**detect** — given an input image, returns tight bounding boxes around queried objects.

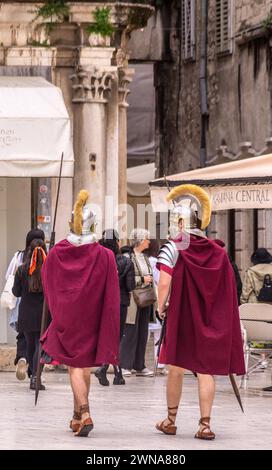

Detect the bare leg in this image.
[197,373,215,434]
[70,369,91,412]
[68,367,91,422]
[83,367,91,396]
[156,365,184,432]
[166,366,184,420]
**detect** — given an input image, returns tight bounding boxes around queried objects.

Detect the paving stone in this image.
[0,370,271,450]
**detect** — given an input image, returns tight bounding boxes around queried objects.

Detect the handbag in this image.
[0,253,19,310]
[257,274,272,303]
[132,254,157,308]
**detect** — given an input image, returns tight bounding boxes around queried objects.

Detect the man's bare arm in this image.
[158,269,172,318]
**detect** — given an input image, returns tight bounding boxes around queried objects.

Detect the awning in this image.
[127,163,155,197]
[150,153,272,211]
[0,77,74,177]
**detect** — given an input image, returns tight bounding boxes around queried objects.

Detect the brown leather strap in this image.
[168,406,178,424]
[199,417,212,433]
[199,416,210,425]
[79,404,90,415]
[73,411,81,420]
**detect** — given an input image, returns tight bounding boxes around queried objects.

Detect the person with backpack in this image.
[241,248,272,372]
[12,238,47,390]
[241,248,272,304]
[95,229,136,386]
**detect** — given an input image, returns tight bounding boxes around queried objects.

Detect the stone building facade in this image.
[0,1,155,350]
[152,0,272,276]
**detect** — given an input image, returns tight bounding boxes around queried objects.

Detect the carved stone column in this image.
[118,67,134,237]
[70,62,114,233]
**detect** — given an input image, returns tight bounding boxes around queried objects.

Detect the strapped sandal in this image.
[194,417,215,440]
[156,406,178,435]
[69,410,81,433]
[75,404,94,438]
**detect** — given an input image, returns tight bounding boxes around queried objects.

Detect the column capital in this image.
[70,67,114,104]
[118,67,134,108]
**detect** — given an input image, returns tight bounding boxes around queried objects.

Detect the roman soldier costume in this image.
[157,184,245,376]
[40,190,120,369]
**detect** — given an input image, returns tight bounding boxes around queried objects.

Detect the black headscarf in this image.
[251,248,272,265]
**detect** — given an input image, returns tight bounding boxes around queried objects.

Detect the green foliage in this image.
[28,38,49,47]
[262,9,272,31]
[34,0,70,23]
[86,7,115,38]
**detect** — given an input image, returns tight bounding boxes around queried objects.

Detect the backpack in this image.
[257,274,272,302]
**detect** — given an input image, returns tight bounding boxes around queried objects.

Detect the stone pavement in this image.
[0,370,271,450]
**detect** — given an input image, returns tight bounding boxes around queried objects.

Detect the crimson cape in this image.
[160,235,245,375]
[41,240,120,368]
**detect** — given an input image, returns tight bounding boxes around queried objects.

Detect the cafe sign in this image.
[150,184,272,212]
[206,184,272,210]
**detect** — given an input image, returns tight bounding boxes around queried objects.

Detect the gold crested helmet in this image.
[68,190,97,245]
[167,184,212,238]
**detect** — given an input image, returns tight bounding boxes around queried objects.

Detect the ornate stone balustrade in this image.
[0,2,155,48]
[207,138,272,165]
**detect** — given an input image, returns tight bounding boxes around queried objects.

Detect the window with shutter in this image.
[181,0,196,61]
[216,0,232,54]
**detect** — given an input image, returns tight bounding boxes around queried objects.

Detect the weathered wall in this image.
[151,0,272,276]
[236,0,271,28]
[154,0,272,173]
[207,0,272,157]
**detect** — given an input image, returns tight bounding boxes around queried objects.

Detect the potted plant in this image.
[86,7,116,47]
[32,0,70,44]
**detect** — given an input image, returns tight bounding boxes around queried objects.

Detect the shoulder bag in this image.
[132,254,157,308]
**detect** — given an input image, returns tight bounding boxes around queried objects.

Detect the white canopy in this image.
[150,153,272,211]
[127,163,155,196]
[0,77,74,177]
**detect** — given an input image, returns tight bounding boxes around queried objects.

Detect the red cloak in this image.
[160,235,245,375]
[41,240,120,368]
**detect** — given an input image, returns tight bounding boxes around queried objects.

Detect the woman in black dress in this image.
[12,238,47,390]
[95,229,136,386]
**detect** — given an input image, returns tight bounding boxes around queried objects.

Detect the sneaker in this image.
[260,361,268,370]
[122,369,132,377]
[135,368,154,377]
[157,367,168,375]
[16,358,27,381]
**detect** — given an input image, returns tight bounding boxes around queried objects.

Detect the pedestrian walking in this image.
[40,190,120,437]
[120,229,156,378]
[5,228,45,381]
[12,238,47,390]
[95,229,136,386]
[156,184,245,439]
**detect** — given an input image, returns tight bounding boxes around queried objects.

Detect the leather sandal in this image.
[156,406,178,435]
[194,417,215,440]
[75,404,94,437]
[69,411,81,433]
